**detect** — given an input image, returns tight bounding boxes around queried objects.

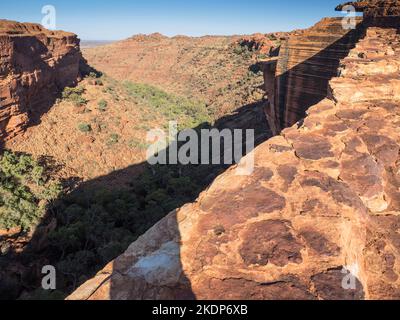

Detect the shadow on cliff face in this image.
[0,99,270,299]
[26,55,100,132]
[272,21,368,131]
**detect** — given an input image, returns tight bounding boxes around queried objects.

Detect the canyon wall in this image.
[264,0,400,134]
[68,19,400,300]
[263,17,365,133]
[0,20,82,141]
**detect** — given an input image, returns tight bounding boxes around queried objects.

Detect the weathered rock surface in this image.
[239,33,286,55]
[337,0,400,27]
[68,26,400,300]
[0,20,82,141]
[337,1,400,18]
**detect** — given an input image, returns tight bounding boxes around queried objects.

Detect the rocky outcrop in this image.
[0,20,82,141]
[68,25,400,300]
[238,33,286,55]
[337,1,400,18]
[337,1,400,27]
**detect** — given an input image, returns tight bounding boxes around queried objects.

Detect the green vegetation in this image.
[77,123,92,133]
[1,132,226,298]
[101,76,120,101]
[128,139,149,150]
[107,133,120,146]
[123,82,211,129]
[233,41,254,59]
[97,99,108,112]
[0,151,62,231]
[62,86,88,107]
[257,53,269,60]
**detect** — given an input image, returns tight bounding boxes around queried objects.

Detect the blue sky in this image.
[1,0,350,40]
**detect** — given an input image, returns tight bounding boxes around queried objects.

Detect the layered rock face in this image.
[69,26,400,300]
[0,20,82,141]
[263,18,365,133]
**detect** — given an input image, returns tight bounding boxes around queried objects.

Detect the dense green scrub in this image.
[123,81,211,129]
[0,151,62,231]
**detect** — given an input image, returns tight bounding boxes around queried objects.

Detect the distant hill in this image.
[80,40,116,49]
[82,33,283,119]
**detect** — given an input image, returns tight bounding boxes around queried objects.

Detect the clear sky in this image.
[0,0,350,40]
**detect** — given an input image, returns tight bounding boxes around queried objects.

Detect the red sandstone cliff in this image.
[262,17,365,133]
[0,20,82,141]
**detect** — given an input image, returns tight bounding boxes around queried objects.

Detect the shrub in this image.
[103,84,119,101]
[232,41,253,59]
[233,45,246,55]
[257,53,269,60]
[128,139,149,150]
[78,123,92,133]
[107,133,120,146]
[97,99,108,112]
[62,87,88,107]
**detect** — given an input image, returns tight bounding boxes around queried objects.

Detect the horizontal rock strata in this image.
[264,17,364,133]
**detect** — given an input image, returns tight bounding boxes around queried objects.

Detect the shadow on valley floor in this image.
[0,99,270,300]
